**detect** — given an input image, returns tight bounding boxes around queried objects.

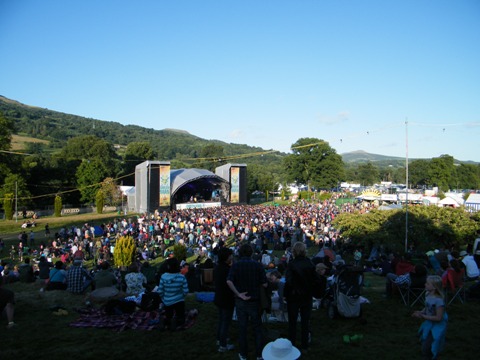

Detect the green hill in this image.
[0,95,284,166]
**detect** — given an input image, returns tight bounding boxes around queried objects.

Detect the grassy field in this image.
[2,271,477,359]
[1,213,478,360]
[0,211,123,241]
[10,134,50,151]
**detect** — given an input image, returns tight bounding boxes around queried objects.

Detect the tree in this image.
[0,113,14,152]
[99,177,122,206]
[333,206,478,253]
[356,162,379,186]
[76,159,111,204]
[0,173,32,209]
[122,142,157,185]
[408,160,430,187]
[283,138,344,190]
[428,155,455,191]
[61,135,117,164]
[455,164,480,190]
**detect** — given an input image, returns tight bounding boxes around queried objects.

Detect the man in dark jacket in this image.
[214,247,235,353]
[284,241,316,354]
[227,243,268,360]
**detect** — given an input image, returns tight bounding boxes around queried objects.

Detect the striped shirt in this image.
[158,273,189,306]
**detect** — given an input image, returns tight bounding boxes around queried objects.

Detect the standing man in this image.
[29,230,35,247]
[214,247,235,353]
[0,272,16,328]
[227,243,267,360]
[284,242,316,355]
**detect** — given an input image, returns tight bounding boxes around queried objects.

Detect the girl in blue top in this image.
[412,275,448,360]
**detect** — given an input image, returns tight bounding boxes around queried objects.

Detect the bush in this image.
[54,195,62,217]
[96,190,105,214]
[173,243,187,261]
[3,193,13,220]
[114,235,137,268]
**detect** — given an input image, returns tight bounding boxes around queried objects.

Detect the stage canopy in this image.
[170,168,230,205]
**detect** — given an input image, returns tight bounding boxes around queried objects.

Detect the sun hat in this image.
[262,338,300,360]
[459,250,468,257]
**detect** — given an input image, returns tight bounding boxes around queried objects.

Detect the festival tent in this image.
[378,204,402,211]
[438,196,461,208]
[422,196,440,206]
[465,193,480,212]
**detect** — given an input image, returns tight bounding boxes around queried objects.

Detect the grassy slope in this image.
[1,213,478,359]
[10,134,50,151]
[2,272,477,360]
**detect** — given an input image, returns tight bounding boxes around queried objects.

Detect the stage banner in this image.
[159,165,171,207]
[231,166,240,203]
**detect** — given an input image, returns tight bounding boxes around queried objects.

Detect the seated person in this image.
[125,263,147,296]
[442,259,464,291]
[46,261,67,291]
[90,261,121,302]
[372,254,393,276]
[394,254,415,275]
[18,257,35,283]
[386,264,427,296]
[66,259,92,294]
[38,256,53,281]
[93,261,118,290]
[460,250,480,281]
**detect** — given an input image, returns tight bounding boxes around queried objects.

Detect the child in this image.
[157,257,189,331]
[412,275,448,360]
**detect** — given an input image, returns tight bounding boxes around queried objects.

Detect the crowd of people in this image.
[2,196,480,360]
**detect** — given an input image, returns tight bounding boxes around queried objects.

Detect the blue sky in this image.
[1,0,479,161]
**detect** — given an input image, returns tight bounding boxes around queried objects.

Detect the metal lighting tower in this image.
[405,120,409,253]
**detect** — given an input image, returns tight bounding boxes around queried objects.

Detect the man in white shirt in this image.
[460,250,480,281]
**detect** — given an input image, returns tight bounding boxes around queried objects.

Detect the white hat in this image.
[459,250,468,257]
[262,338,300,360]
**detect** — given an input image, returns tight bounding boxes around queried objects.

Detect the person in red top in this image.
[73,245,85,260]
[395,254,415,275]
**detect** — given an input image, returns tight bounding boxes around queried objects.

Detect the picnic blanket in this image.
[70,307,198,332]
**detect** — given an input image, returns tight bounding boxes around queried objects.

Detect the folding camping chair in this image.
[444,268,466,305]
[397,283,425,307]
[395,271,426,307]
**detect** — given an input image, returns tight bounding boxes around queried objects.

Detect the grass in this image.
[1,213,478,360]
[0,211,123,240]
[11,134,50,151]
[2,272,478,360]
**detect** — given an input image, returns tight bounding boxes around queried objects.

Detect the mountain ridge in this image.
[1,95,476,165]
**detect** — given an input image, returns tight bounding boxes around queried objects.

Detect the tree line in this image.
[1,100,479,213]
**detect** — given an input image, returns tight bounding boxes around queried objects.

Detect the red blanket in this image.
[70,308,197,332]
